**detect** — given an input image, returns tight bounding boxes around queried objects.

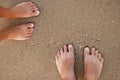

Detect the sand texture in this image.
[0,0,120,80]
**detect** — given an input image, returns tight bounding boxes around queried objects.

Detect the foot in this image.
[3,23,35,40]
[55,44,76,80]
[84,47,104,80]
[10,2,40,18]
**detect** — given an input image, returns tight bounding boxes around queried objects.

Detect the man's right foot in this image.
[84,47,104,80]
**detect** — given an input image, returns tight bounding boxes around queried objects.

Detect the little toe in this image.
[28,2,34,6]
[25,36,30,39]
[56,51,60,59]
[100,57,104,63]
[57,50,61,59]
[55,55,59,62]
[68,44,74,54]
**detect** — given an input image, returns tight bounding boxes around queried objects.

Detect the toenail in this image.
[29,23,34,27]
[35,10,40,15]
[68,44,73,48]
[85,47,89,51]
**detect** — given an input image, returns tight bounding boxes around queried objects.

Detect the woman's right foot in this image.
[84,47,104,80]
[9,2,40,18]
[0,23,35,41]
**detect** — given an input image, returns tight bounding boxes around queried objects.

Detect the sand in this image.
[0,0,120,80]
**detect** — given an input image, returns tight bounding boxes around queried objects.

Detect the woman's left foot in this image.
[10,2,40,18]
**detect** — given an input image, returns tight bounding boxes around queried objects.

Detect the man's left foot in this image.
[55,44,76,80]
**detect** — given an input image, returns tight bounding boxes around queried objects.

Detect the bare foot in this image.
[10,2,40,18]
[55,44,76,80]
[84,47,104,80]
[0,23,35,41]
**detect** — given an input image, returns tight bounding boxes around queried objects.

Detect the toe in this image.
[28,29,34,33]
[84,47,90,56]
[91,47,95,55]
[96,51,99,58]
[100,57,104,63]
[25,34,32,38]
[28,2,34,6]
[32,10,40,16]
[68,44,74,54]
[98,53,101,59]
[28,33,33,36]
[55,51,59,60]
[57,50,61,58]
[63,45,67,53]
[27,23,34,27]
[95,50,99,57]
[55,55,59,61]
[55,51,61,62]
[32,6,38,10]
[24,37,30,40]
[27,24,34,29]
[60,48,64,55]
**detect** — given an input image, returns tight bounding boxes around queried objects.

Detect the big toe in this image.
[84,47,90,56]
[32,10,40,16]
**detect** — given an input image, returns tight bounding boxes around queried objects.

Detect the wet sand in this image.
[0,0,120,80]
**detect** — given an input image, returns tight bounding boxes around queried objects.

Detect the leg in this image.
[0,23,35,41]
[55,44,76,80]
[83,47,104,80]
[0,2,40,18]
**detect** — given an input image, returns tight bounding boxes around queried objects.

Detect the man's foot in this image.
[84,47,104,80]
[10,2,40,18]
[55,44,76,80]
[1,23,35,40]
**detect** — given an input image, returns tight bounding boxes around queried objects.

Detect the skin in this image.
[0,2,40,41]
[0,2,40,18]
[55,44,104,80]
[83,47,104,80]
[55,44,76,80]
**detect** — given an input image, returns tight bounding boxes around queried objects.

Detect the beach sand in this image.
[0,0,120,80]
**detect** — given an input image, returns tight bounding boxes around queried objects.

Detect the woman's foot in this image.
[0,23,35,41]
[9,2,40,18]
[84,47,104,80]
[55,44,76,80]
